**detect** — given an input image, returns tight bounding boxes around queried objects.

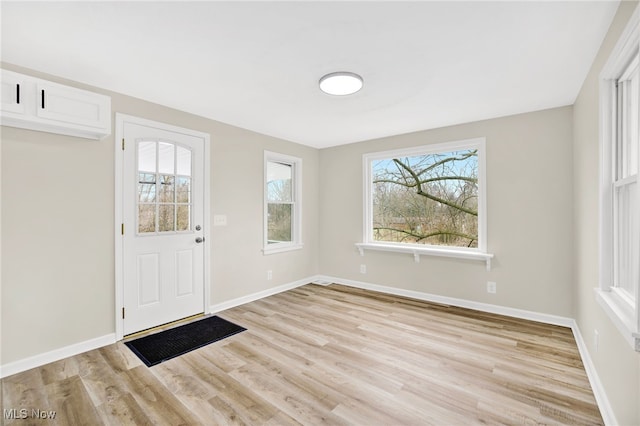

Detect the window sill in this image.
[263,243,304,255]
[595,288,640,351]
[355,242,494,271]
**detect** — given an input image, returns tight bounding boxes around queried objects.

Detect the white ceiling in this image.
[1,1,620,148]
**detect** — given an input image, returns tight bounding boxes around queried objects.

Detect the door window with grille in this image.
[137,141,192,234]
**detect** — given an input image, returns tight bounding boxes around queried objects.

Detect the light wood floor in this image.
[2,284,603,425]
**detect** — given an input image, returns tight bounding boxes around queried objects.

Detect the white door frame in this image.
[114,113,211,340]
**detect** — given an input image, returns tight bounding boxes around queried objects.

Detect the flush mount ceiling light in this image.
[319,72,363,96]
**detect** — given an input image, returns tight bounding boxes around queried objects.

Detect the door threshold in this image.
[123,313,205,341]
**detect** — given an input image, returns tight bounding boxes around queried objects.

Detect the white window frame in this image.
[596,5,640,351]
[357,137,493,270]
[263,151,303,255]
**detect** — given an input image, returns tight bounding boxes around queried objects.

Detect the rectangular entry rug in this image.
[125,316,246,367]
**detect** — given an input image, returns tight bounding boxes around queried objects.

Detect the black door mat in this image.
[125,315,246,367]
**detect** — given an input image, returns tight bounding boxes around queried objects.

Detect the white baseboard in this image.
[210,275,321,313]
[0,274,616,425]
[319,275,574,327]
[0,333,116,379]
[570,321,617,426]
[319,275,617,425]
[0,276,319,379]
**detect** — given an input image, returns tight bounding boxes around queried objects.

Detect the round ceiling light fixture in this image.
[319,72,363,96]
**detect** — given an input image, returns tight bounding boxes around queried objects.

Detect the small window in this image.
[363,138,487,253]
[264,151,302,254]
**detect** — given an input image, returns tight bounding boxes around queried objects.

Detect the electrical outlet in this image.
[267,270,272,281]
[360,264,367,274]
[487,281,497,294]
[594,329,599,352]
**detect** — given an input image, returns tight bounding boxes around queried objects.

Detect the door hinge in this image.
[122,307,125,319]
[121,223,124,235]
[122,138,125,150]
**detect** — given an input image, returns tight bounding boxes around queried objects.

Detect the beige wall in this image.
[0,64,319,364]
[2,3,639,420]
[319,107,574,317]
[1,125,115,364]
[572,2,640,424]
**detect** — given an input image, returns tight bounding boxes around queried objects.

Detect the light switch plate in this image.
[213,214,227,226]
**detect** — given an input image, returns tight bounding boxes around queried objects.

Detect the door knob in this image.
[195,237,204,244]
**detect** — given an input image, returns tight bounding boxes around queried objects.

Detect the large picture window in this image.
[362,138,488,262]
[371,148,479,248]
[264,151,303,254]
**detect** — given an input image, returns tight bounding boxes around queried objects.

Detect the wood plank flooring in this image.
[2,284,603,425]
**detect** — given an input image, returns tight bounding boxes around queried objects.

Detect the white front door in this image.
[122,119,206,335]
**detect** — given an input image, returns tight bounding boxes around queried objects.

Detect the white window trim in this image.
[597,5,640,351]
[263,151,303,255]
[358,137,493,270]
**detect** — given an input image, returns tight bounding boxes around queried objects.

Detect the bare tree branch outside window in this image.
[372,149,478,248]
